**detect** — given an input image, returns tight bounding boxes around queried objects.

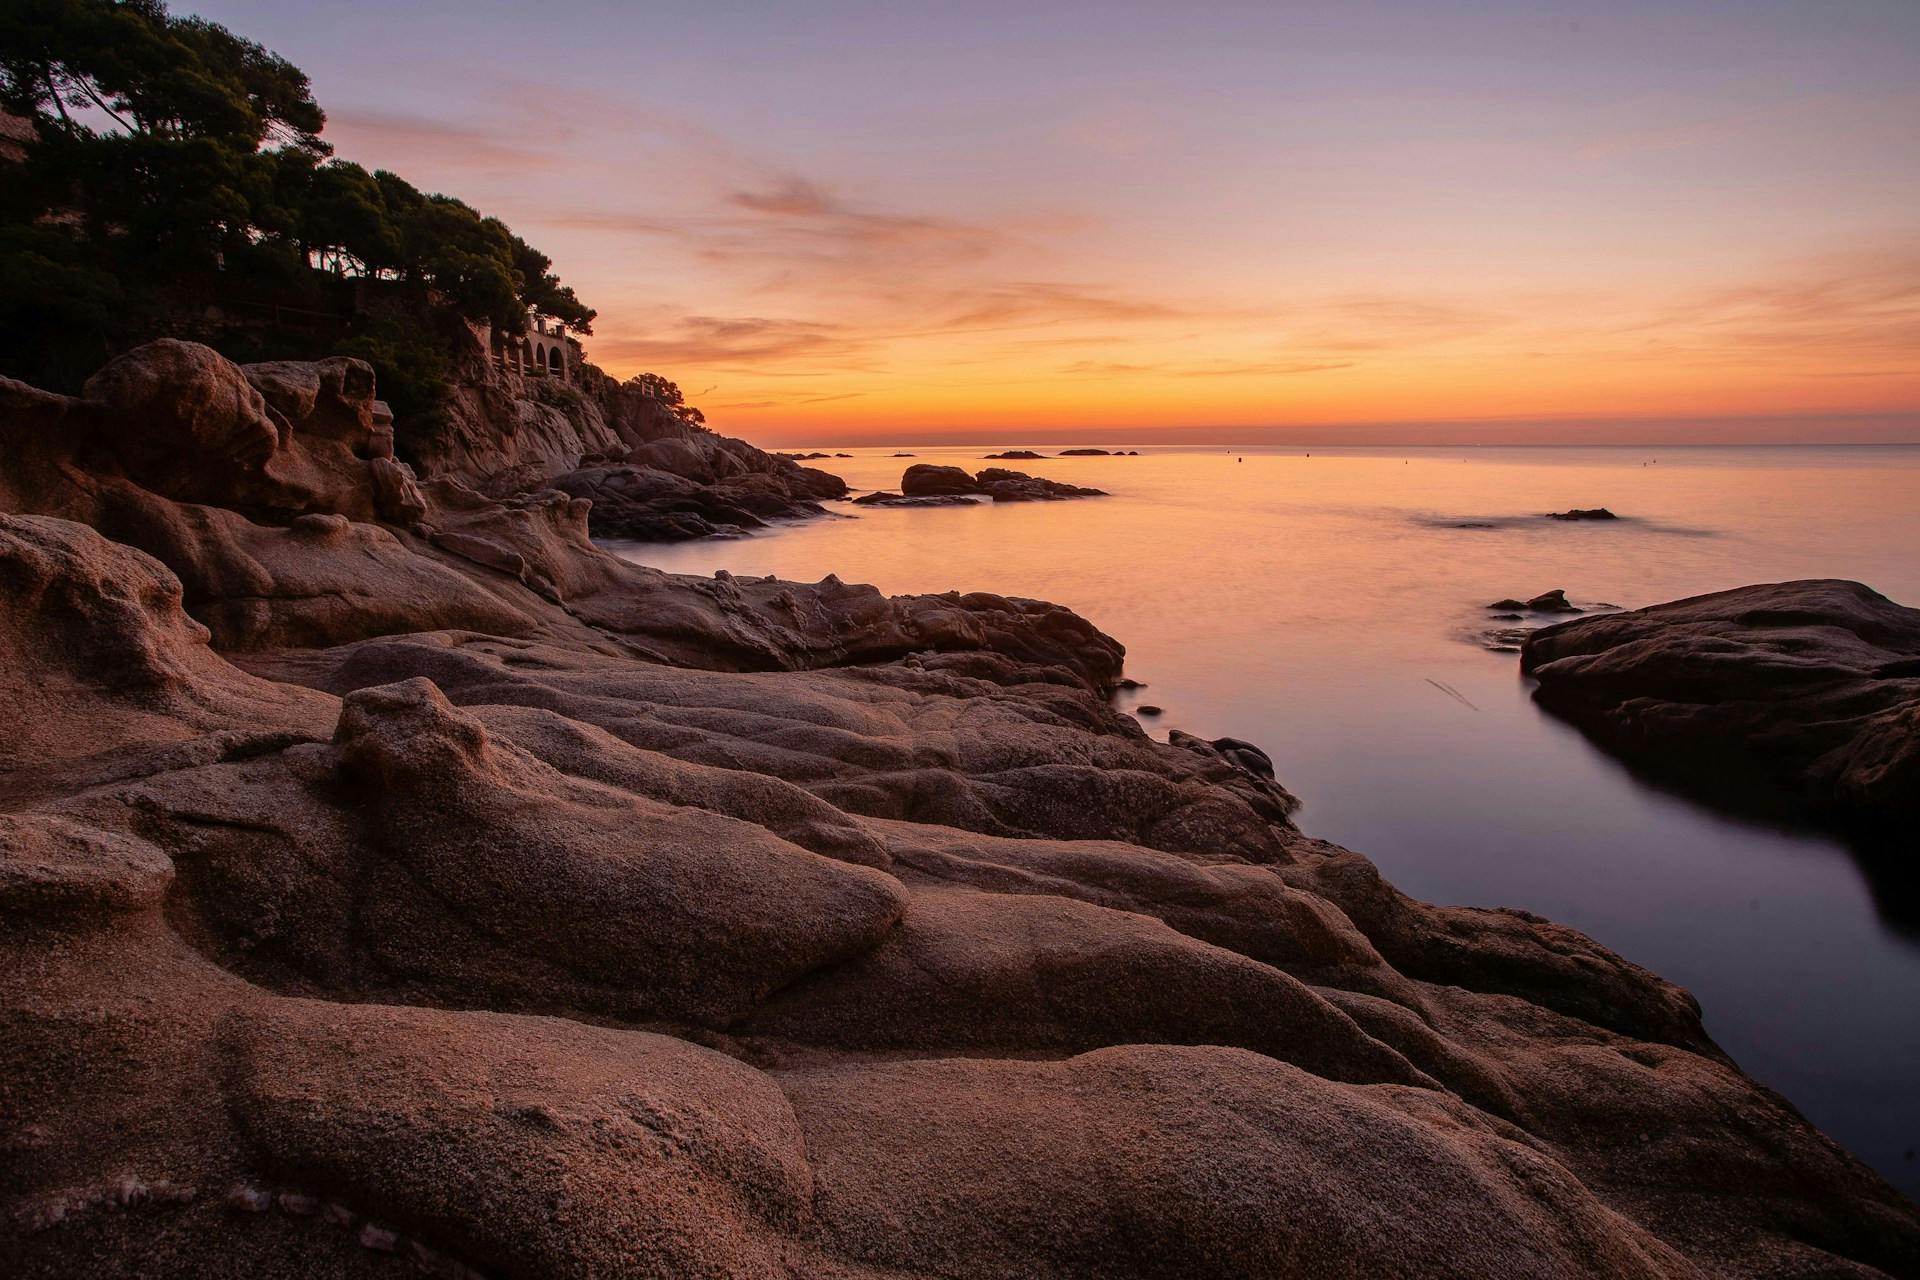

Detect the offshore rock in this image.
[1524,578,1920,817]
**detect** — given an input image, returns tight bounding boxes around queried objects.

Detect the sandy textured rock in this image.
[1523,579,1920,817]
[3,355,1918,1280]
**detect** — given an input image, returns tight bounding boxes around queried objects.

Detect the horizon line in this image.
[736,409,1920,449]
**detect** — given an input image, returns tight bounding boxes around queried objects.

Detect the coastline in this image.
[2,343,1917,1275]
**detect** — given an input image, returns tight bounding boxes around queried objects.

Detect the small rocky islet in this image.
[1,338,1917,1277]
[852,463,1109,506]
[1523,580,1920,823]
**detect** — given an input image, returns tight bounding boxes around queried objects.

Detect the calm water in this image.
[613,443,1920,1196]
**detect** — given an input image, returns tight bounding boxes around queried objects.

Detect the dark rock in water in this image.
[1488,590,1581,614]
[889,452,917,457]
[1113,677,1147,690]
[901,464,981,496]
[900,465,1105,502]
[1491,612,1524,621]
[1060,448,1112,456]
[1524,580,1920,821]
[1546,508,1619,521]
[1135,704,1163,716]
[976,467,1106,502]
[1453,521,1498,530]
[853,491,978,508]
[551,463,839,542]
[777,451,834,461]
[984,450,1048,460]
[835,453,853,458]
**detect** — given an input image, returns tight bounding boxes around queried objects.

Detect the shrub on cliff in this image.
[332,317,453,458]
[0,0,594,388]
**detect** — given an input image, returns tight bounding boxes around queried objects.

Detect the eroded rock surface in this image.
[2,349,1917,1279]
[1524,579,1920,819]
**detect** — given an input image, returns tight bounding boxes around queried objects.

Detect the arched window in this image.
[548,347,563,374]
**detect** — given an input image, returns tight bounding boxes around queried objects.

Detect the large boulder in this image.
[901,463,981,496]
[81,339,282,484]
[1522,579,1920,816]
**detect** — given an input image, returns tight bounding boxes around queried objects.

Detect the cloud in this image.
[551,175,1009,289]
[1059,358,1354,378]
[589,315,875,370]
[931,282,1192,331]
[325,109,563,173]
[1596,250,1920,369]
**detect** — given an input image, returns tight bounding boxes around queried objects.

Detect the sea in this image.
[610,442,1920,1196]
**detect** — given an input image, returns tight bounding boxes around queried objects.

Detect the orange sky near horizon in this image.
[190,1,1920,444]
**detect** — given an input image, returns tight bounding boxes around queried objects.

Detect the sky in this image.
[188,1,1920,444]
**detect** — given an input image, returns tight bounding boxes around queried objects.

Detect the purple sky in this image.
[185,1,1920,442]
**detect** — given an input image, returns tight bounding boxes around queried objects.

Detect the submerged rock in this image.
[1546,507,1619,521]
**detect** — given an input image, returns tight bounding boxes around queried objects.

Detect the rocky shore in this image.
[3,343,1918,1278]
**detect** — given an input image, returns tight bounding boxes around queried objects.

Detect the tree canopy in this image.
[0,0,596,389]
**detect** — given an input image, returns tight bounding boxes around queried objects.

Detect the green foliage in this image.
[0,222,126,389]
[332,318,451,461]
[0,0,596,388]
[625,373,707,427]
[513,235,596,333]
[0,0,326,155]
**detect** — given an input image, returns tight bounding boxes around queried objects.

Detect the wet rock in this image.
[983,450,1048,460]
[1546,508,1619,521]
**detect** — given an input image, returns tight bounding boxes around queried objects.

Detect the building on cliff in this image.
[485,311,584,381]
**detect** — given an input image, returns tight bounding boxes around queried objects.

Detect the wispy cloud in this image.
[1060,358,1354,378]
[590,316,874,370]
[326,109,564,173]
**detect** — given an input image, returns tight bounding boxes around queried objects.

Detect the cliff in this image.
[406,322,849,539]
[0,342,1915,1279]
